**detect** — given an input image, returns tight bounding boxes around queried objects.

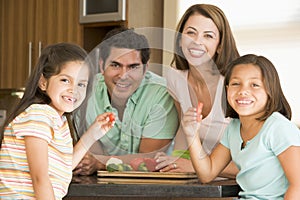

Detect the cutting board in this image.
[97,171,199,184]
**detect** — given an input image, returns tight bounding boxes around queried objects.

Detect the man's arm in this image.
[139,138,172,153]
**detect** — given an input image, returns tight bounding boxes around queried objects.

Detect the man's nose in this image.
[118,67,130,78]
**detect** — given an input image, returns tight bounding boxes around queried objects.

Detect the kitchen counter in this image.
[63,175,240,200]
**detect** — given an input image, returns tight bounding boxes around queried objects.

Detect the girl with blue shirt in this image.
[181,54,300,199]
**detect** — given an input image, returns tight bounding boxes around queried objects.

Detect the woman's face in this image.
[180,13,220,67]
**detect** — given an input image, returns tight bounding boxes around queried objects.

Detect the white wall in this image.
[163,0,300,126]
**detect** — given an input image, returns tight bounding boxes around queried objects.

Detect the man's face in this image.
[102,47,146,102]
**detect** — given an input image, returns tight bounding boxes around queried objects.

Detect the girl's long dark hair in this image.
[0,43,93,148]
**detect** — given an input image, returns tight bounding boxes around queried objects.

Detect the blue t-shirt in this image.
[221,112,300,199]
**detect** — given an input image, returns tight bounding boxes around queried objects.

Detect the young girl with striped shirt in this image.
[0,43,114,199]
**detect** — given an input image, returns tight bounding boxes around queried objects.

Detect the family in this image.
[1,3,300,200]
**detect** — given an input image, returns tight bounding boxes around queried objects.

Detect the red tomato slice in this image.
[108,113,115,122]
[197,102,203,122]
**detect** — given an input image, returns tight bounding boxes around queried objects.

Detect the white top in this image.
[165,67,230,154]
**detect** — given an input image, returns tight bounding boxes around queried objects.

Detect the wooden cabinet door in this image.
[0,0,82,89]
[34,0,82,61]
[0,0,36,88]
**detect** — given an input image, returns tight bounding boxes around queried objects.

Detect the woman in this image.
[155,4,239,178]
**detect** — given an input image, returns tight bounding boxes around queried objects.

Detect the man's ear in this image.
[99,59,104,74]
[38,75,47,91]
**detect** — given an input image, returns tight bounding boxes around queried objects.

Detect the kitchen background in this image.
[1,0,299,126]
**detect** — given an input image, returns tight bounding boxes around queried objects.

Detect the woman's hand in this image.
[154,152,195,172]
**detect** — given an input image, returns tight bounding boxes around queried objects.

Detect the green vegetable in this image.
[172,150,190,160]
[122,164,133,171]
[106,163,119,172]
[137,162,148,172]
[106,163,133,172]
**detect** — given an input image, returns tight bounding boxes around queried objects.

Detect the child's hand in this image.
[181,103,203,141]
[87,112,115,141]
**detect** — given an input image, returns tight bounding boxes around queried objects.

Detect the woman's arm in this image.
[278,146,300,199]
[25,136,55,200]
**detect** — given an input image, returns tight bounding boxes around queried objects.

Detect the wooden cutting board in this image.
[97,171,199,184]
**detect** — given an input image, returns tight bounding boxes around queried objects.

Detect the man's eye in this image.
[110,63,119,68]
[129,65,140,70]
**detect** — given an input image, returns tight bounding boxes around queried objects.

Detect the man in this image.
[73,27,179,175]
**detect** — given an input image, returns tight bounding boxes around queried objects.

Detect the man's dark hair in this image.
[99,27,150,67]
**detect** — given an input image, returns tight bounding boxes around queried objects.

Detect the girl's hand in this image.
[87,112,115,141]
[181,103,203,141]
[73,112,115,170]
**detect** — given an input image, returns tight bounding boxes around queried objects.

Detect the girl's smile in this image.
[39,61,89,116]
[227,63,268,119]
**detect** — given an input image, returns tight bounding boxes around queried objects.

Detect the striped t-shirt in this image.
[0,104,73,199]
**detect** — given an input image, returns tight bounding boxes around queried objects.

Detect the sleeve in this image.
[268,121,300,156]
[12,105,55,143]
[142,86,179,139]
[220,124,230,149]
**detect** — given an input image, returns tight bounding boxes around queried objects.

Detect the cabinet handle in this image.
[28,42,32,77]
[38,41,42,57]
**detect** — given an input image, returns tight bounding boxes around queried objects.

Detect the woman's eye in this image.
[252,83,260,87]
[204,34,213,39]
[186,31,196,36]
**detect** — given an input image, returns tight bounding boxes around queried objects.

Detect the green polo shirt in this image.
[85,71,178,155]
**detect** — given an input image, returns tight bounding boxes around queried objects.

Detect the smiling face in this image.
[227,64,268,120]
[180,13,220,67]
[101,47,146,102]
[39,61,89,115]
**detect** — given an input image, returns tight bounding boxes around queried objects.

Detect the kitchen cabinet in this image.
[0,0,163,89]
[0,0,82,88]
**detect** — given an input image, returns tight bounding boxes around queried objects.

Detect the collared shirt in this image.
[0,104,72,199]
[221,112,300,199]
[83,71,179,155]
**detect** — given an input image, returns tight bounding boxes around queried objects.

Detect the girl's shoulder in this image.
[14,104,64,126]
[265,112,297,130]
[25,104,60,117]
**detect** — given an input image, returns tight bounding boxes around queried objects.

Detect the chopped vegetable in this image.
[108,113,115,122]
[172,150,190,160]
